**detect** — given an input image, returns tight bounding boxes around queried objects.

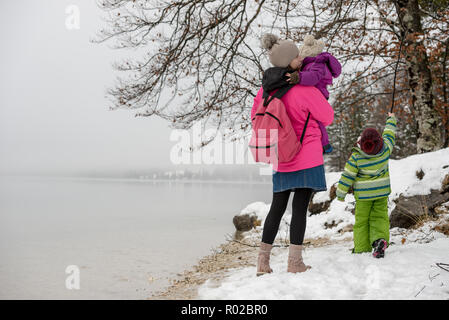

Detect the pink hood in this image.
[251,85,334,172]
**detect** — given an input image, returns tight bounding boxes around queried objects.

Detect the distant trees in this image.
[95,0,448,155]
[326,81,372,171]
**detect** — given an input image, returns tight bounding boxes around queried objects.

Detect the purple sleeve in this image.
[315,52,342,78]
[298,63,326,86]
[318,121,330,146]
[327,55,342,78]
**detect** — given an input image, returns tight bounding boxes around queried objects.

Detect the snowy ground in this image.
[198,149,449,300]
[199,237,449,300]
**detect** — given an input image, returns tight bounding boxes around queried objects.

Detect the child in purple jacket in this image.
[288,50,341,153]
[262,34,342,153]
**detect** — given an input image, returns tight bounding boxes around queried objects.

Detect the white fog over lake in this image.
[0,1,272,300]
[0,175,271,299]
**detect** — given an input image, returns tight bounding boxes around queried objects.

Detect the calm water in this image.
[0,176,271,299]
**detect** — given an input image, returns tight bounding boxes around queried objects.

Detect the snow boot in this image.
[372,238,388,258]
[287,244,311,273]
[256,242,273,276]
[323,143,333,154]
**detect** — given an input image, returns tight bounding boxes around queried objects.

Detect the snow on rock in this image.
[236,191,355,242]
[311,171,341,204]
[390,214,449,245]
[305,195,355,240]
[389,148,449,199]
[238,202,270,218]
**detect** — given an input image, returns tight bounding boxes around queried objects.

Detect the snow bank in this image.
[389,148,449,198]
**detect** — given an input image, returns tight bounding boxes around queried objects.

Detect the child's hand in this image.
[388,112,395,118]
[285,71,299,84]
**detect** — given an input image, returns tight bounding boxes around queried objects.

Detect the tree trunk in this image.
[395,0,442,153]
[442,39,449,148]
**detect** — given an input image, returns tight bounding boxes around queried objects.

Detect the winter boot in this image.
[372,238,388,258]
[256,242,273,276]
[323,143,333,154]
[287,244,311,273]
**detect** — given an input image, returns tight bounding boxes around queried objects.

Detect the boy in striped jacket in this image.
[336,113,397,258]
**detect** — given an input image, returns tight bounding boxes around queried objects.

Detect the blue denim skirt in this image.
[272,165,327,193]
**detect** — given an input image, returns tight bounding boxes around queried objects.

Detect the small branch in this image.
[414,285,426,298]
[224,233,289,248]
[436,263,449,273]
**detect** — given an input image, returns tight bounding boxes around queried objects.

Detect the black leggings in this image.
[262,188,313,245]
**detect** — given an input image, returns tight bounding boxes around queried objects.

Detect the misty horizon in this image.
[0,1,226,175]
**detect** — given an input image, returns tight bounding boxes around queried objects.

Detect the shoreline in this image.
[149,212,449,300]
[149,230,351,300]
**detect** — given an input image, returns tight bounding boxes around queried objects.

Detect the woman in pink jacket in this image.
[255,34,334,276]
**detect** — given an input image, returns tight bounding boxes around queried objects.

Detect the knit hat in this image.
[360,128,384,155]
[297,35,325,59]
[261,33,299,68]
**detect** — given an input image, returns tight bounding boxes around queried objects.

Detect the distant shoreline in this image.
[0,174,271,185]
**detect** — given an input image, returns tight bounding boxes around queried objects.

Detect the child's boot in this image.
[287,244,311,273]
[323,144,333,154]
[256,242,273,276]
[318,121,332,154]
[372,239,388,258]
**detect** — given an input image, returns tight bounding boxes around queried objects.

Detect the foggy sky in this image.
[0,0,177,174]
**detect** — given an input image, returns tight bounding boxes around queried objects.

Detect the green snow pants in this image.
[353,197,390,253]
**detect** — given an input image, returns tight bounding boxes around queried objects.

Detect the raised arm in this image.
[382,114,397,154]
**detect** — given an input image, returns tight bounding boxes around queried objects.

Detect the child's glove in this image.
[286,71,300,84]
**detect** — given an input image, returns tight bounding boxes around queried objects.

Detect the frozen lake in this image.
[0,175,271,299]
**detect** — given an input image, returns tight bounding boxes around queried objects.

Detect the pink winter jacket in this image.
[251,85,334,172]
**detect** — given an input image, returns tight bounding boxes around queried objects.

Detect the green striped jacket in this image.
[336,116,397,201]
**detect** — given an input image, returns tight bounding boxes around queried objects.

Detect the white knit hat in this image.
[297,35,325,58]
